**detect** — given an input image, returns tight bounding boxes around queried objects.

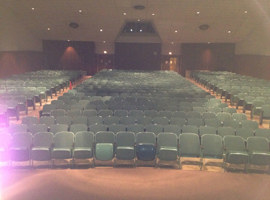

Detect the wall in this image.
[0,51,44,78]
[0,5,43,78]
[181,43,235,76]
[234,23,270,80]
[43,40,96,75]
[115,43,161,70]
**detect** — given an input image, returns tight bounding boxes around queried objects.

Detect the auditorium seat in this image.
[156,132,179,168]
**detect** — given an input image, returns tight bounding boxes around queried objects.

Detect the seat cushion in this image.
[73,148,93,159]
[136,143,156,161]
[250,151,270,165]
[10,147,30,161]
[31,147,51,161]
[116,146,135,160]
[52,148,72,159]
[158,146,178,161]
[226,151,249,164]
[0,148,9,161]
[95,143,114,161]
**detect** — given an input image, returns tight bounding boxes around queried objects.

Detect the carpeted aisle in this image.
[1,168,270,200]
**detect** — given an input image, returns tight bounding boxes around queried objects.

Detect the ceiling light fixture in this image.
[47,27,51,31]
[171,42,174,45]
[169,52,172,55]
[123,12,127,15]
[174,30,178,33]
[133,5,145,10]
[196,11,200,15]
[78,9,82,13]
[227,30,231,34]
[137,19,141,22]
[103,41,106,43]
[139,29,143,32]
[100,28,103,32]
[69,22,79,29]
[130,28,133,32]
[199,24,209,30]
[244,10,248,14]
[152,13,155,16]
[67,40,70,42]
[104,50,107,54]
[31,7,35,11]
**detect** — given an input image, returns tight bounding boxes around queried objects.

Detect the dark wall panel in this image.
[43,40,96,75]
[181,43,235,76]
[115,43,161,70]
[0,51,44,78]
[234,55,270,80]
[96,54,115,72]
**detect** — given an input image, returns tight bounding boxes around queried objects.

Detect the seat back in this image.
[236,127,254,139]
[223,135,246,152]
[116,131,135,147]
[70,124,88,134]
[157,132,178,149]
[199,126,217,136]
[179,133,200,157]
[201,134,223,158]
[33,132,53,147]
[136,132,156,145]
[11,132,32,148]
[217,126,235,137]
[255,129,270,140]
[95,131,115,143]
[74,131,94,148]
[53,131,74,149]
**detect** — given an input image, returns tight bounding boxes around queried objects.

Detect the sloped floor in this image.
[1,167,270,200]
[2,75,270,200]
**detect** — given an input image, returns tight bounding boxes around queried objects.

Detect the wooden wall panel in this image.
[0,51,44,78]
[234,55,270,80]
[43,40,96,75]
[181,43,235,76]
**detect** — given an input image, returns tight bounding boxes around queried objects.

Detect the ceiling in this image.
[1,0,269,44]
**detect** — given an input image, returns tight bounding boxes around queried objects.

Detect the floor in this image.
[1,167,270,200]
[2,75,270,200]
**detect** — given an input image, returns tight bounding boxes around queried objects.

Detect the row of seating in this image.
[4,121,270,140]
[191,71,270,125]
[1,131,269,170]
[0,70,85,124]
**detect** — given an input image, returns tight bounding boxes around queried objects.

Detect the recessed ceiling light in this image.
[47,27,51,31]
[100,28,103,32]
[123,12,127,15]
[139,29,143,32]
[227,30,231,34]
[196,11,200,15]
[103,41,106,43]
[171,42,174,45]
[244,10,248,14]
[67,40,70,42]
[104,50,107,54]
[174,30,178,33]
[31,7,35,11]
[207,42,211,44]
[152,13,155,16]
[130,28,133,32]
[78,9,82,13]
[169,52,172,55]
[137,19,141,22]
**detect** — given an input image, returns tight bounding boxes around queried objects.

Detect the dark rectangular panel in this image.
[181,43,235,76]
[115,43,161,70]
[43,40,96,75]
